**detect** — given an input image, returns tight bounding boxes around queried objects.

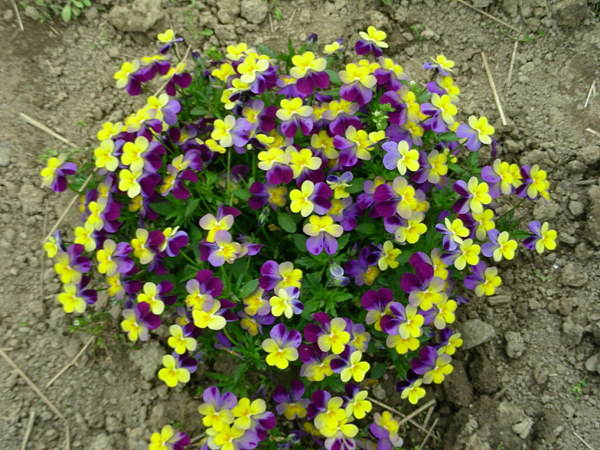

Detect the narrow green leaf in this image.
[355,223,377,235]
[200,29,214,36]
[292,234,308,253]
[239,279,259,298]
[326,69,342,86]
[185,198,200,217]
[371,363,387,379]
[232,189,252,201]
[277,213,296,233]
[257,43,277,59]
[61,4,71,22]
[438,131,460,142]
[190,106,209,116]
[150,202,177,216]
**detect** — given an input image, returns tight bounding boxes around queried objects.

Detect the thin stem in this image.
[179,250,199,267]
[226,150,232,206]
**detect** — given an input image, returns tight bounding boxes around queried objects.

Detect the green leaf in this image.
[326,69,342,86]
[292,234,308,253]
[61,4,71,22]
[72,5,80,16]
[355,223,377,235]
[257,43,277,59]
[287,38,296,58]
[438,131,460,142]
[232,189,252,201]
[277,213,296,233]
[190,106,209,116]
[447,163,466,174]
[371,363,387,379]
[337,233,350,251]
[234,363,247,383]
[200,29,214,36]
[238,279,259,298]
[185,198,200,217]
[347,178,365,194]
[82,0,91,6]
[72,0,83,8]
[150,202,177,216]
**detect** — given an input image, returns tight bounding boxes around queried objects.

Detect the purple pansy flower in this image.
[159,227,188,257]
[198,230,241,267]
[121,301,161,341]
[214,332,244,359]
[411,345,453,384]
[303,214,344,256]
[345,246,380,287]
[370,412,404,450]
[97,239,134,277]
[481,159,513,198]
[273,379,310,420]
[400,263,445,311]
[54,244,91,284]
[184,269,223,312]
[41,154,77,193]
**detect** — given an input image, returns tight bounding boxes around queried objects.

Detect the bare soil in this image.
[1,0,600,449]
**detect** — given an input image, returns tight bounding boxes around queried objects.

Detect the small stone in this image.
[3,9,14,22]
[501,0,519,17]
[560,262,588,287]
[469,352,500,394]
[568,201,584,217]
[91,433,113,450]
[443,361,474,407]
[497,401,524,428]
[488,295,511,306]
[108,47,120,58]
[217,0,240,24]
[370,383,386,400]
[420,28,435,40]
[129,341,163,381]
[562,317,584,346]
[533,199,560,221]
[472,0,492,6]
[512,417,534,438]
[458,319,496,349]
[24,6,40,20]
[106,416,124,433]
[240,0,268,24]
[585,354,599,373]
[0,142,10,166]
[552,0,588,28]
[579,145,600,165]
[108,0,165,33]
[504,331,526,358]
[85,6,98,20]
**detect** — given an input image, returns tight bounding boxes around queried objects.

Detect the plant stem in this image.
[179,250,199,267]
[226,149,232,206]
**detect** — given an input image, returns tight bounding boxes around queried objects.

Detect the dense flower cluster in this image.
[42,28,556,450]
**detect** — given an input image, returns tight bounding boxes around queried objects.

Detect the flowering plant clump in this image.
[42,28,556,450]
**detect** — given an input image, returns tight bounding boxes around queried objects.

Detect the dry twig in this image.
[43,169,97,244]
[287,9,296,28]
[506,39,519,92]
[20,410,36,450]
[455,0,521,34]
[585,80,596,108]
[268,13,274,32]
[573,432,596,450]
[481,52,507,126]
[493,384,510,400]
[422,404,434,430]
[397,399,436,427]
[154,46,192,97]
[586,128,600,139]
[367,397,440,441]
[12,0,24,31]
[20,113,79,149]
[419,418,438,450]
[46,336,95,388]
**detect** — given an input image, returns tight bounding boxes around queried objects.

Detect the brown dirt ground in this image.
[1,0,600,449]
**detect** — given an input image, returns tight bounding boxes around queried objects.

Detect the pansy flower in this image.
[516,164,550,201]
[159,226,188,257]
[410,248,449,281]
[160,152,202,200]
[149,425,190,450]
[471,209,496,241]
[456,116,495,152]
[241,100,277,133]
[237,56,273,94]
[324,38,344,55]
[146,94,181,126]
[400,263,445,311]
[185,269,223,311]
[238,311,274,337]
[383,303,424,339]
[273,379,310,420]
[369,411,403,450]
[426,74,460,102]
[347,323,371,353]
[248,181,288,210]
[299,344,335,382]
[96,239,134,277]
[192,299,235,330]
[131,228,164,265]
[326,172,353,199]
[290,51,329,95]
[261,323,302,370]
[106,272,141,301]
[523,221,556,254]
[334,126,377,168]
[120,301,160,342]
[259,260,303,292]
[435,217,470,251]
[121,135,165,173]
[44,231,63,258]
[207,425,258,450]
[421,94,457,133]
[345,246,380,287]
[94,139,120,172]
[423,55,454,76]
[421,297,457,329]
[114,60,146,96]
[464,261,501,297]
[307,390,346,431]
[304,313,350,355]
[97,121,124,141]
[198,386,237,431]
[290,180,332,217]
[436,328,463,356]
[373,176,417,219]
[141,54,171,81]
[374,57,407,91]
[257,147,293,185]
[232,397,276,435]
[355,26,388,57]
[411,346,453,384]
[157,29,183,53]
[441,238,481,270]
[382,140,420,176]
[40,154,77,193]
[343,383,372,420]
[310,129,338,160]
[329,263,350,287]
[330,347,370,382]
[162,62,192,96]
[198,230,242,267]
[137,281,175,315]
[303,215,344,255]
[412,149,448,186]
[242,287,271,316]
[322,99,361,136]
[167,324,198,355]
[276,97,314,138]
[481,159,513,198]
[326,197,360,232]
[211,115,251,149]
[452,177,491,215]
[57,277,97,314]
[396,371,426,405]
[482,229,517,261]
[54,244,91,284]
[270,287,303,319]
[357,176,386,213]
[381,87,421,127]
[158,352,197,387]
[339,63,377,106]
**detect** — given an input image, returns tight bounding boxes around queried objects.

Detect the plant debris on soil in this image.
[1,0,600,449]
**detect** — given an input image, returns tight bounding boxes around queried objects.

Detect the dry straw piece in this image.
[46,336,95,388]
[455,0,521,34]
[481,52,507,126]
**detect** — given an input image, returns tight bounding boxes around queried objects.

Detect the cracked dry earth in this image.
[1,0,600,449]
